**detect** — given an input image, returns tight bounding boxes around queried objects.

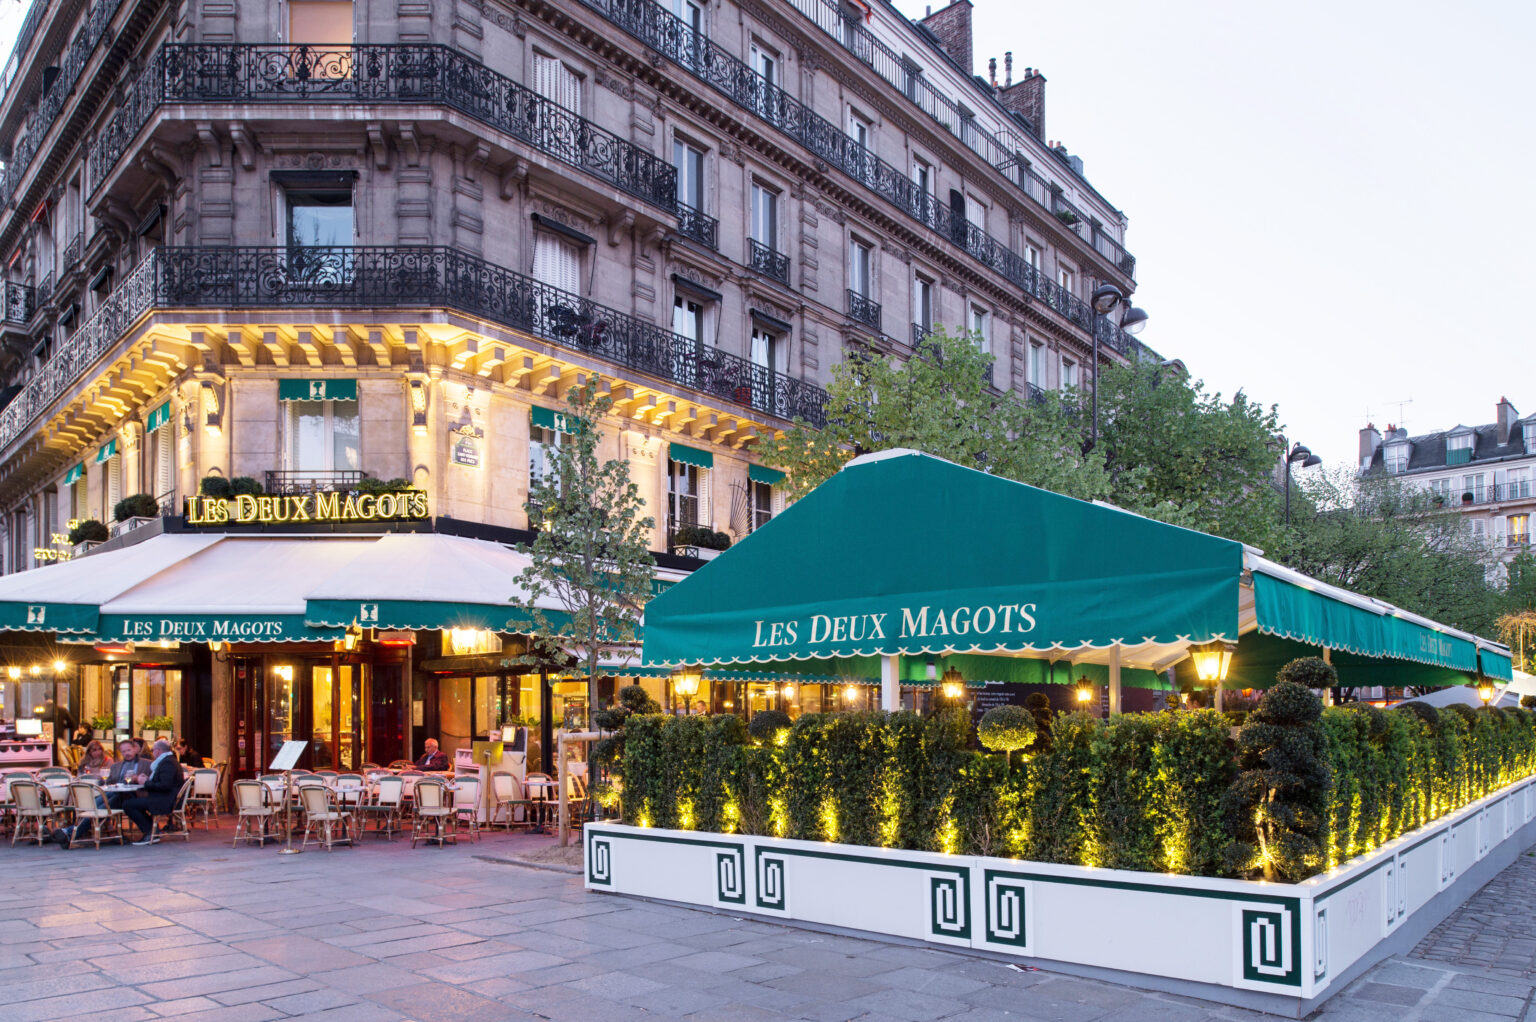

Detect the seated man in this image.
[414,738,450,771]
[122,740,183,845]
[104,740,146,809]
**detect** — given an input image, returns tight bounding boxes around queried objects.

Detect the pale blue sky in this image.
[2,2,1530,465]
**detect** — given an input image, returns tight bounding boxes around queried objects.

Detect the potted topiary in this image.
[113,492,162,529]
[139,715,174,742]
[90,714,115,740]
[200,475,232,498]
[68,519,109,550]
[671,524,732,561]
[977,704,1038,770]
[228,476,263,496]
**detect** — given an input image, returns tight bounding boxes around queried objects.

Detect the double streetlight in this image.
[1086,284,1148,451]
[1282,440,1322,525]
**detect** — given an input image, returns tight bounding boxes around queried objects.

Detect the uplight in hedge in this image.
[1188,640,1236,683]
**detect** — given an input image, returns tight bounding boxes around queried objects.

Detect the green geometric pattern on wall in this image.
[929,873,971,940]
[716,849,746,905]
[1241,904,1300,987]
[587,834,612,886]
[983,870,1029,948]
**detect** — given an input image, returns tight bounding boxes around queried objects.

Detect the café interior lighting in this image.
[28,664,39,676]
[52,660,66,673]
[842,683,858,702]
[1188,640,1236,684]
[780,683,796,701]
[410,379,429,436]
[93,641,133,656]
[6,666,18,680]
[377,629,416,646]
[940,665,964,700]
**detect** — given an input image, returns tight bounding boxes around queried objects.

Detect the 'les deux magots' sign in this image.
[186,491,430,526]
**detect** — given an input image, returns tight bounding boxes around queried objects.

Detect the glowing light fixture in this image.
[671,666,702,701]
[1478,680,1496,707]
[28,664,40,676]
[1074,679,1094,704]
[780,683,797,701]
[940,665,964,700]
[1188,641,1236,684]
[6,666,18,680]
[52,660,66,673]
[842,684,858,703]
[93,641,133,656]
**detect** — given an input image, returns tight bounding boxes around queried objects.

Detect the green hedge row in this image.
[618,695,1536,881]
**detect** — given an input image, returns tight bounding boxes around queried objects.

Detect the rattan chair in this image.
[410,777,454,847]
[487,770,532,831]
[10,780,57,846]
[185,768,220,829]
[66,781,124,848]
[143,777,195,843]
[450,775,482,842]
[357,775,405,839]
[232,779,277,847]
[299,783,354,850]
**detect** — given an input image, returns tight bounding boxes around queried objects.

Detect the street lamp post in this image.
[1085,284,1148,452]
[1282,440,1323,525]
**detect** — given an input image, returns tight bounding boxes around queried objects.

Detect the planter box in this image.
[671,546,720,561]
[585,774,1536,1017]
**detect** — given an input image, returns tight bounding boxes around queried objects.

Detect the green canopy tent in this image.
[643,450,1513,708]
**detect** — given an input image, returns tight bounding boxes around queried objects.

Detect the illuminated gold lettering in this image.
[375,493,395,518]
[316,493,339,520]
[412,491,429,518]
[234,494,258,523]
[292,496,312,522]
[356,495,376,519]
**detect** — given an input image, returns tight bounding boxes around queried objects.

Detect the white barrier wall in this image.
[585,775,1536,1015]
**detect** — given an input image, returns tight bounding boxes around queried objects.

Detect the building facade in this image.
[1359,398,1536,576]
[0,0,1150,773]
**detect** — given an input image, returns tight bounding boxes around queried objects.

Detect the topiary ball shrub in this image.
[228,476,264,496]
[113,493,161,522]
[200,475,232,498]
[1277,656,1337,690]
[1522,695,1536,710]
[1024,691,1055,751]
[1221,680,1331,881]
[68,519,110,545]
[1441,702,1479,726]
[747,709,791,744]
[977,704,1037,767]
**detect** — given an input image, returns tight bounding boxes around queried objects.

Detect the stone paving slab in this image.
[4,824,1536,1020]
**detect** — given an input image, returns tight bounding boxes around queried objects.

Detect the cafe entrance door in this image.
[310,663,365,771]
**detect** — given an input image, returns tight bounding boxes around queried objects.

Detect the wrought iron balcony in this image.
[1026,383,1045,405]
[748,239,790,285]
[912,323,931,348]
[0,0,124,203]
[88,43,678,213]
[264,470,370,496]
[847,290,881,331]
[35,271,52,306]
[675,203,718,250]
[2,282,34,324]
[61,232,82,273]
[1510,535,1532,549]
[0,245,828,454]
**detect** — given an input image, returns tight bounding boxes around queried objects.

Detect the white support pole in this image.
[1322,647,1334,706]
[881,654,900,711]
[1214,682,1225,712]
[1108,645,1122,716]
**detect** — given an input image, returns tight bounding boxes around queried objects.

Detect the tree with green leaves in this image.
[756,328,1108,501]
[1096,359,1287,550]
[511,376,656,724]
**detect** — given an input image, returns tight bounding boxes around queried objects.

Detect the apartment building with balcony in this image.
[1360,398,1536,576]
[0,0,1152,775]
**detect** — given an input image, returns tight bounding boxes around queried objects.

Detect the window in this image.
[1461,473,1485,502]
[748,480,782,533]
[847,111,875,185]
[750,326,783,415]
[529,421,562,492]
[901,56,924,102]
[751,183,778,249]
[1061,358,1078,391]
[72,470,87,524]
[670,0,703,64]
[1429,477,1452,502]
[103,452,121,521]
[668,459,709,537]
[1508,467,1532,500]
[1511,514,1531,547]
[849,239,872,298]
[283,399,360,473]
[532,232,581,295]
[288,1,352,44]
[150,414,174,501]
[1029,342,1044,386]
[912,276,933,334]
[1447,433,1474,451]
[674,139,705,213]
[285,187,352,248]
[966,193,986,232]
[912,158,936,225]
[970,306,989,354]
[847,110,871,149]
[532,52,580,113]
[1471,518,1487,541]
[749,42,778,120]
[673,295,706,346]
[1384,444,1409,474]
[1057,266,1074,295]
[1024,243,1041,270]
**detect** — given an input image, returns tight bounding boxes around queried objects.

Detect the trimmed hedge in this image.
[619,697,1536,881]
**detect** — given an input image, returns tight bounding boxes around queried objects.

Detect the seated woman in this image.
[75,740,113,777]
[173,738,202,769]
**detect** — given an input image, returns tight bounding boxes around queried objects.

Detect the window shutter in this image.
[558,62,580,114]
[106,457,121,515]
[533,53,556,104]
[156,427,173,497]
[699,468,712,529]
[533,234,580,294]
[772,486,785,516]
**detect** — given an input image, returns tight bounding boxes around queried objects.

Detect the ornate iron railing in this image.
[0,0,124,202]
[0,0,51,102]
[0,245,827,454]
[61,231,81,273]
[2,281,34,324]
[748,239,789,285]
[87,43,678,213]
[35,270,51,307]
[847,289,881,331]
[675,202,717,250]
[580,0,1148,358]
[263,470,370,495]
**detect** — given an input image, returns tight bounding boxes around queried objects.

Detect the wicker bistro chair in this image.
[10,780,58,846]
[212,761,230,813]
[232,780,278,847]
[449,775,482,842]
[334,773,367,809]
[487,770,534,831]
[66,782,125,849]
[185,768,220,829]
[410,777,455,847]
[143,778,196,843]
[358,775,405,839]
[299,784,355,851]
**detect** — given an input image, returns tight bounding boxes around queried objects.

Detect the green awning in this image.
[1480,645,1515,682]
[531,405,582,434]
[748,464,785,485]
[643,451,1244,667]
[309,599,519,633]
[668,442,714,469]
[0,601,98,635]
[278,379,358,401]
[63,464,83,485]
[95,438,117,463]
[146,401,171,433]
[94,613,342,644]
[1173,630,1474,691]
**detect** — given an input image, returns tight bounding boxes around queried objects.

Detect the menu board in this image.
[969,683,1028,726]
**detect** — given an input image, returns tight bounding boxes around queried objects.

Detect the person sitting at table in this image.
[106,741,144,785]
[414,738,449,771]
[76,740,112,775]
[71,722,93,747]
[173,737,202,769]
[123,740,183,845]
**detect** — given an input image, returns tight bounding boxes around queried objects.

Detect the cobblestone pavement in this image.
[3,826,1536,1021]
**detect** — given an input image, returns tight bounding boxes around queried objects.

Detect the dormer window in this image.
[1385,443,1409,474]
[1446,432,1474,465]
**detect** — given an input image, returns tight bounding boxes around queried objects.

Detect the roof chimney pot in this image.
[1004,51,1013,87]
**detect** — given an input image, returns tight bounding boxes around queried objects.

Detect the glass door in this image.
[266,663,297,769]
[310,662,365,770]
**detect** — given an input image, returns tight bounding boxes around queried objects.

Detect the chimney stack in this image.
[919,1,974,75]
[988,56,997,87]
[1004,51,1012,87]
[1497,396,1519,445]
[1359,422,1382,468]
[999,65,1046,137]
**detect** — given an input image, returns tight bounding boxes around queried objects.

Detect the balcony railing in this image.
[0,0,124,203]
[35,270,51,306]
[748,239,790,285]
[264,470,370,496]
[675,202,718,250]
[847,290,881,331]
[3,281,34,324]
[579,0,1149,359]
[1449,482,1536,506]
[61,231,82,273]
[0,245,828,454]
[87,43,678,214]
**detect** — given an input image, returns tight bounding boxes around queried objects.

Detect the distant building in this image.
[1359,398,1536,575]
